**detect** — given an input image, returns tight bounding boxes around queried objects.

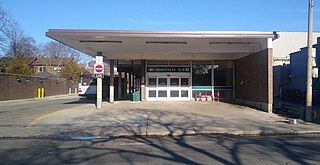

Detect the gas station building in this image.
[46,30,277,113]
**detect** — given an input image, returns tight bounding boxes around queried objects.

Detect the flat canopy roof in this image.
[46,30,276,60]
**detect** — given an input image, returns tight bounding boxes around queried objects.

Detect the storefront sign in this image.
[147,67,190,72]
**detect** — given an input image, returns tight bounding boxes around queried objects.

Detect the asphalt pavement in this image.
[1,96,320,164]
[1,98,320,138]
[0,95,92,137]
[0,134,319,165]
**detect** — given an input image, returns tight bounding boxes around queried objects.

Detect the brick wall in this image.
[235,48,273,112]
[0,73,78,101]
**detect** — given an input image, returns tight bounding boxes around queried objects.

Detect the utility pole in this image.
[306,0,314,121]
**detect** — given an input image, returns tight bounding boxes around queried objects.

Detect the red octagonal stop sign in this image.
[95,64,104,73]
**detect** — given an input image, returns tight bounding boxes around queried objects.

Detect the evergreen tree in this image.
[61,60,81,81]
[4,57,33,75]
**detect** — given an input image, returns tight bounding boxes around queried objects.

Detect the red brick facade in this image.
[235,48,273,112]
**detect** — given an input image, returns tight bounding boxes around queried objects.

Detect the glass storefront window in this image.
[214,61,234,86]
[192,64,212,86]
[213,61,234,99]
[170,90,179,97]
[170,78,179,86]
[181,90,189,97]
[158,90,167,97]
[148,78,156,86]
[149,90,156,97]
[181,78,189,86]
[158,78,167,86]
[214,90,233,99]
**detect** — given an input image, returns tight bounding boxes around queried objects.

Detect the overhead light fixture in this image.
[209,42,260,45]
[146,41,187,44]
[80,40,122,43]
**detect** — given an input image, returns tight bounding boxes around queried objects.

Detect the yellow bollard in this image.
[41,88,44,98]
[37,88,41,98]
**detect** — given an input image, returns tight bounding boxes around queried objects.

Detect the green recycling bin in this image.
[132,91,140,102]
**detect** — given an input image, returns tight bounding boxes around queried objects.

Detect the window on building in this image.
[181,90,189,97]
[149,90,156,97]
[170,78,179,86]
[170,90,179,97]
[158,90,167,97]
[214,61,234,86]
[158,78,167,86]
[54,67,61,71]
[214,61,234,99]
[192,64,212,86]
[148,77,156,86]
[181,78,189,86]
[38,66,46,72]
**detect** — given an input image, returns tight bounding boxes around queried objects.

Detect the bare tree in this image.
[38,41,82,74]
[0,5,38,59]
[40,41,81,61]
[0,5,13,54]
[5,23,38,59]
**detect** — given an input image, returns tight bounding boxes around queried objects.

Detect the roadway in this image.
[0,134,319,165]
[0,95,91,128]
[0,96,319,164]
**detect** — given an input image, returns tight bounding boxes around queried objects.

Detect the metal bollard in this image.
[41,88,44,98]
[37,88,41,98]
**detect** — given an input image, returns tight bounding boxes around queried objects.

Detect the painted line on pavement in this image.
[26,109,67,127]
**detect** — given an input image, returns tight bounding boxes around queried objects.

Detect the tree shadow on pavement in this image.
[0,134,319,165]
[1,107,319,164]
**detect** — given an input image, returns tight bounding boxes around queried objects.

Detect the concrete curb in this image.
[2,130,320,140]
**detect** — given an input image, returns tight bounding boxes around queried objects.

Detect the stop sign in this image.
[95,64,104,73]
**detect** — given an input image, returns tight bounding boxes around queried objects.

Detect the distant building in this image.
[34,71,59,78]
[273,32,320,59]
[278,37,320,103]
[273,32,320,96]
[30,57,73,76]
[289,37,320,94]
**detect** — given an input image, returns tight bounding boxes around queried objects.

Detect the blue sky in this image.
[1,0,320,44]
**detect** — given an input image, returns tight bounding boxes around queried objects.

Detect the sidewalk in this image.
[3,101,319,138]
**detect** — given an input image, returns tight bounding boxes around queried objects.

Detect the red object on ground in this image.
[195,92,214,102]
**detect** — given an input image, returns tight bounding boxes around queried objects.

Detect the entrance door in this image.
[146,76,191,101]
[156,76,169,100]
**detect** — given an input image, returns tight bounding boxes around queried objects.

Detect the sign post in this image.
[95,54,104,109]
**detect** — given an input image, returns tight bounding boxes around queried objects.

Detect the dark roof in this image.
[31,58,73,66]
[35,71,58,78]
